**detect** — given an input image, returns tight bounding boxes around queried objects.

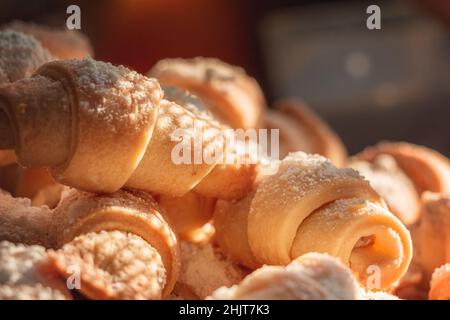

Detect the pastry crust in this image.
[429,263,450,300]
[356,142,450,195]
[3,20,93,59]
[265,99,347,167]
[415,192,450,282]
[48,230,166,299]
[50,189,180,297]
[214,152,412,289]
[0,30,53,85]
[208,253,360,300]
[349,155,420,225]
[149,57,266,129]
[0,58,256,200]
[156,192,216,241]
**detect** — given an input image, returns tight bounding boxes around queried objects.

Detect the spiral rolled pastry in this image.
[149,57,266,129]
[265,99,347,167]
[0,58,255,199]
[3,20,93,59]
[208,253,360,300]
[46,189,180,299]
[214,152,412,289]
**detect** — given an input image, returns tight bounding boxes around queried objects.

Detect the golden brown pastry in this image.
[265,99,347,167]
[429,263,450,300]
[0,241,71,300]
[3,20,93,59]
[149,57,266,129]
[414,192,450,282]
[208,253,360,300]
[349,154,420,225]
[47,189,180,299]
[156,192,216,242]
[0,58,255,200]
[0,30,53,84]
[356,142,450,195]
[214,152,412,289]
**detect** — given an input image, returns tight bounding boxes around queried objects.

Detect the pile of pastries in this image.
[0,21,449,300]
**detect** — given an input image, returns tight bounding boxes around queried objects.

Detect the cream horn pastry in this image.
[0,58,255,200]
[149,57,266,129]
[3,20,93,59]
[265,99,347,167]
[356,142,450,195]
[349,154,420,225]
[0,241,71,300]
[208,253,360,300]
[47,189,179,299]
[214,152,412,289]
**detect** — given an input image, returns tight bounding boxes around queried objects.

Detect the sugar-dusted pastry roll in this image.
[429,263,450,300]
[415,192,450,282]
[0,241,71,300]
[349,154,420,225]
[47,189,180,299]
[3,20,93,59]
[0,190,53,247]
[175,241,247,299]
[149,57,266,129]
[0,30,53,85]
[0,58,255,200]
[214,152,412,289]
[208,253,360,300]
[265,99,347,167]
[356,142,450,195]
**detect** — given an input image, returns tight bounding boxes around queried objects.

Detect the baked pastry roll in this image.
[356,142,450,195]
[214,152,412,289]
[0,58,255,200]
[3,20,93,59]
[429,263,450,300]
[47,189,180,299]
[208,253,360,300]
[265,99,347,167]
[349,154,420,225]
[149,57,266,129]
[415,192,450,282]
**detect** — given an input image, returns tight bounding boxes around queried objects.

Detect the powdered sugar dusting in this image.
[0,30,53,83]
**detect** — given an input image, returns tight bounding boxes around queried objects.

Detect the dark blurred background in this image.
[0,0,449,156]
